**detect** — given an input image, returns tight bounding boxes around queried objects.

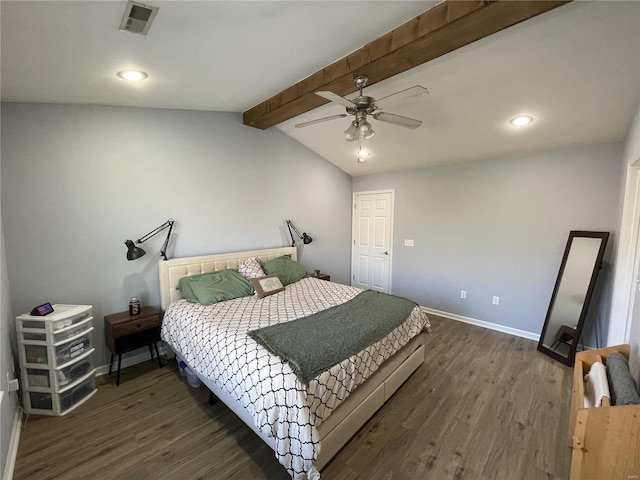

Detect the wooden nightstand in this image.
[313,273,330,281]
[104,306,163,385]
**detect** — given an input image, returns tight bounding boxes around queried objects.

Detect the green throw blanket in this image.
[248,290,418,385]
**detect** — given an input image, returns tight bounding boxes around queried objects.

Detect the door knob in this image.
[382,251,389,255]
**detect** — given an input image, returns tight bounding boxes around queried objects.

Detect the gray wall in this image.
[1,103,353,368]
[0,102,631,472]
[353,142,624,343]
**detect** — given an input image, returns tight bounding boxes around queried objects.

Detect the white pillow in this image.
[238,257,266,279]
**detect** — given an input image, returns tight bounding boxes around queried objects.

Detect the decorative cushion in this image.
[606,352,640,406]
[262,255,307,286]
[238,257,266,279]
[186,270,254,306]
[249,274,285,299]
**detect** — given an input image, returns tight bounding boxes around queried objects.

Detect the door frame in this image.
[609,164,640,345]
[351,189,395,293]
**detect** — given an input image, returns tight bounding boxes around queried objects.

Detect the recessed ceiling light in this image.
[117,70,148,82]
[509,115,533,127]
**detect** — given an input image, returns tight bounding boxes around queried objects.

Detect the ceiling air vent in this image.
[119,1,159,35]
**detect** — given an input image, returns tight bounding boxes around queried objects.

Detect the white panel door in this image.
[351,190,394,293]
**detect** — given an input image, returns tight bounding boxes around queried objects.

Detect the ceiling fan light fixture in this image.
[357,119,372,135]
[356,135,370,163]
[344,122,359,141]
[303,76,426,143]
[357,148,370,159]
[364,127,375,140]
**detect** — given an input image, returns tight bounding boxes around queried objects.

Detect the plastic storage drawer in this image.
[23,351,94,390]
[22,328,93,368]
[26,373,96,416]
[21,315,93,344]
[18,304,92,331]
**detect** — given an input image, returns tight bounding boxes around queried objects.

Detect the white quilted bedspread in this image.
[161,277,430,479]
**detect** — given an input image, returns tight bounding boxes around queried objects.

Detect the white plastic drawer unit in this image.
[17,304,96,416]
[26,373,96,416]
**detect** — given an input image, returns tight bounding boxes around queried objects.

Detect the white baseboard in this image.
[420,306,540,342]
[3,408,22,480]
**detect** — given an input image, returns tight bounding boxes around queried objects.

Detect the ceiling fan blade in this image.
[315,91,357,108]
[375,86,428,108]
[373,112,422,129]
[295,114,348,128]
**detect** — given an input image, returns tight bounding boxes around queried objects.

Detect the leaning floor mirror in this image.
[537,231,609,366]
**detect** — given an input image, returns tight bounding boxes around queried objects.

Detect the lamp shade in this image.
[125,240,146,261]
[286,220,313,247]
[344,122,358,142]
[358,120,370,135]
[364,126,375,139]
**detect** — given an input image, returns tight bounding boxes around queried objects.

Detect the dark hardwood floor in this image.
[14,316,572,479]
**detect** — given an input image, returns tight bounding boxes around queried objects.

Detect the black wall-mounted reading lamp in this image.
[286,219,312,247]
[125,219,175,261]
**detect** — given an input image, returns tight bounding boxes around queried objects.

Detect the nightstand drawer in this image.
[112,314,160,337]
[114,329,160,353]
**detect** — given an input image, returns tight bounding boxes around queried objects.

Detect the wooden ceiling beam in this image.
[243,0,571,130]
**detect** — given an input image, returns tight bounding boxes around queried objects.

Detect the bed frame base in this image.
[175,332,426,474]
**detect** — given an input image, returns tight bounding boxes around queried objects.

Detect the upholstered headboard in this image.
[158,246,297,310]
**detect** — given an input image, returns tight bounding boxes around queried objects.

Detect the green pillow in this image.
[178,272,215,303]
[178,270,253,304]
[262,255,308,286]
[188,269,254,306]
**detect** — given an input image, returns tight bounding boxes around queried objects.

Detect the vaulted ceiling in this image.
[2,1,638,176]
[243,1,570,130]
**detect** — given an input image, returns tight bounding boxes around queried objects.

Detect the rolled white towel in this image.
[584,361,610,407]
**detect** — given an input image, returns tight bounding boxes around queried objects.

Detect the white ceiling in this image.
[2,1,639,177]
[1,1,435,111]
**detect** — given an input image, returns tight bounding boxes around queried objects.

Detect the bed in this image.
[159,247,430,479]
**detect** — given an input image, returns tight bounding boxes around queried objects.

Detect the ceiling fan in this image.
[295,75,428,141]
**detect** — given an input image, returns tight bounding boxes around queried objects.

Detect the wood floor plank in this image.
[14,315,572,479]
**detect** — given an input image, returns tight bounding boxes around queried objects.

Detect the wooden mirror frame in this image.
[537,231,609,366]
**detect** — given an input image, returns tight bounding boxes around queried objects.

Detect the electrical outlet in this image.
[460,290,467,299]
[492,296,500,305]
[404,239,414,247]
